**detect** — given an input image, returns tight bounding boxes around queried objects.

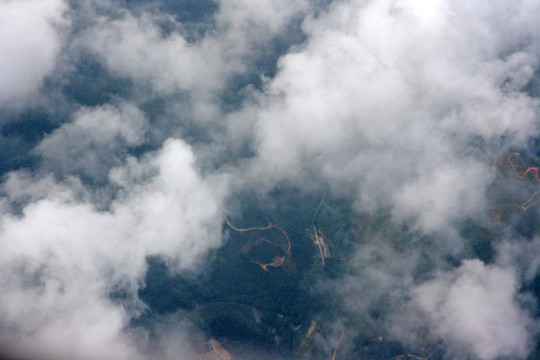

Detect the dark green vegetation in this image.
[135,155,540,359]
[135,189,426,359]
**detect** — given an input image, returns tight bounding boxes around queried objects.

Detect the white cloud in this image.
[331,240,420,325]
[82,0,307,96]
[392,160,492,234]
[248,0,540,232]
[242,2,540,356]
[82,12,227,95]
[407,260,533,360]
[497,236,540,284]
[0,0,68,105]
[0,138,229,359]
[35,103,147,183]
[1,0,540,358]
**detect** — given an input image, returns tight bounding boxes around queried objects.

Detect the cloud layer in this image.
[0,0,539,359]
[409,260,533,360]
[0,0,68,105]
[0,138,227,359]
[249,0,540,234]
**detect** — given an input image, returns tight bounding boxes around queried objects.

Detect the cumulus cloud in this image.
[497,236,540,282]
[397,260,535,360]
[328,240,420,327]
[0,1,312,358]
[1,0,540,359]
[242,1,540,358]
[0,0,68,105]
[82,0,307,96]
[248,0,540,232]
[35,103,147,184]
[82,12,227,95]
[0,139,228,359]
[392,160,492,235]
[71,0,311,155]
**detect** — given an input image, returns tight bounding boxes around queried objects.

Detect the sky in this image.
[1,0,540,359]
